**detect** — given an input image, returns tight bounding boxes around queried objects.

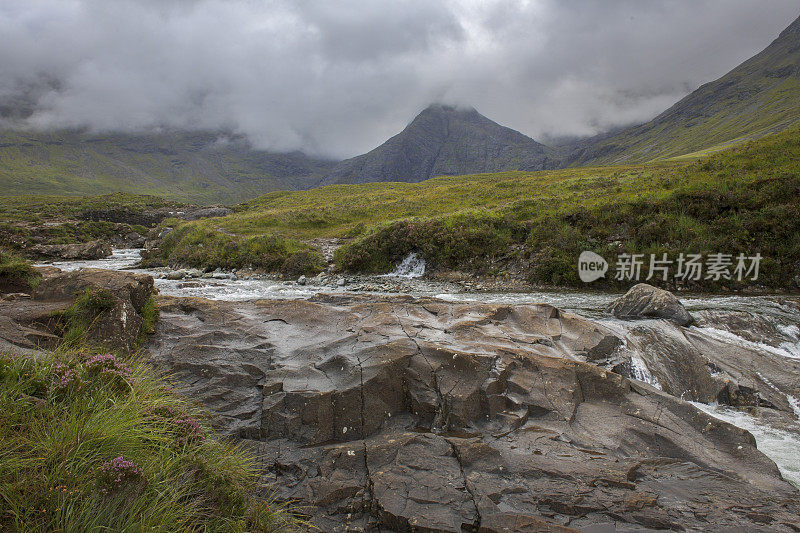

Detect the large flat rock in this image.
[148,294,800,531]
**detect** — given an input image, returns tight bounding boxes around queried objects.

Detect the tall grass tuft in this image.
[0,350,303,532]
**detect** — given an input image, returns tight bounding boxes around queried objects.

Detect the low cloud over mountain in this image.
[1,1,797,158]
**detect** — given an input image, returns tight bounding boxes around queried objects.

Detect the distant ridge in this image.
[320,104,556,185]
[565,14,800,165]
[0,129,335,204]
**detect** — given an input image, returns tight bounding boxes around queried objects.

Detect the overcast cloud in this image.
[0,0,797,157]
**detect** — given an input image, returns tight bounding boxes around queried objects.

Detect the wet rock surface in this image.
[0,267,154,352]
[30,239,112,261]
[148,293,800,531]
[607,283,694,326]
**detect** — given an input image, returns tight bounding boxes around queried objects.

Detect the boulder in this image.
[30,239,112,260]
[0,268,155,353]
[606,283,693,326]
[148,294,800,531]
[165,270,186,280]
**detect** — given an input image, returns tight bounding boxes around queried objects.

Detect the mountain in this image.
[0,129,336,204]
[320,104,556,185]
[566,14,800,165]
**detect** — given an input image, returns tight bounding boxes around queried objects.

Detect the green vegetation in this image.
[0,130,333,204]
[143,222,325,275]
[155,127,800,291]
[0,349,300,532]
[139,296,159,337]
[0,193,180,224]
[0,258,300,531]
[54,287,118,349]
[0,193,184,254]
[0,250,41,292]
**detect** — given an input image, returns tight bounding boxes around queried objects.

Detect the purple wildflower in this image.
[146,405,205,446]
[47,362,85,395]
[85,353,132,392]
[85,353,131,377]
[173,416,205,446]
[97,456,144,493]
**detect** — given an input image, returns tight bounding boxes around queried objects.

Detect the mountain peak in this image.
[320,105,554,185]
[418,103,478,115]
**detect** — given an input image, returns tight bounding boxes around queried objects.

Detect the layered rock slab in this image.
[149,294,800,531]
[0,267,154,353]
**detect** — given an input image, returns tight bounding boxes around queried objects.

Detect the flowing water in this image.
[38,248,800,488]
[382,252,426,278]
[691,402,800,488]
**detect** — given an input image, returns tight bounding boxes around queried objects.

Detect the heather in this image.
[0,349,302,532]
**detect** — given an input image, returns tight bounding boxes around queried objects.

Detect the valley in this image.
[2,7,800,533]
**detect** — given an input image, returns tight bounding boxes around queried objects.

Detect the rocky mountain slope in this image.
[565,14,800,165]
[320,104,557,185]
[0,129,335,204]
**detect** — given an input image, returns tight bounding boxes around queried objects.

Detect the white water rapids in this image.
[382,252,426,278]
[39,248,800,488]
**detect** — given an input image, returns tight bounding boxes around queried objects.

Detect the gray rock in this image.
[297,275,307,286]
[148,295,800,531]
[185,268,203,279]
[30,240,112,261]
[607,283,694,326]
[165,270,186,280]
[180,206,233,221]
[337,278,346,287]
[0,268,154,353]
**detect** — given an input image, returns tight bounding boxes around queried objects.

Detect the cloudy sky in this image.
[0,0,797,158]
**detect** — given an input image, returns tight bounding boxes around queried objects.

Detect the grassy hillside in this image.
[0,129,335,204]
[157,126,800,291]
[0,193,181,224]
[567,15,800,166]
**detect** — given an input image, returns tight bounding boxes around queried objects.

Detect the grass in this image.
[0,349,301,532]
[54,287,118,349]
[139,296,159,338]
[153,126,800,291]
[0,193,186,254]
[0,193,182,225]
[0,254,301,531]
[0,250,41,292]
[143,222,325,275]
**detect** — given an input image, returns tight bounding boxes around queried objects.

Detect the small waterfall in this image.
[629,353,661,389]
[385,252,426,278]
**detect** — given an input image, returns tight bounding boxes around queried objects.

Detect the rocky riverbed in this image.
[12,252,800,531]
